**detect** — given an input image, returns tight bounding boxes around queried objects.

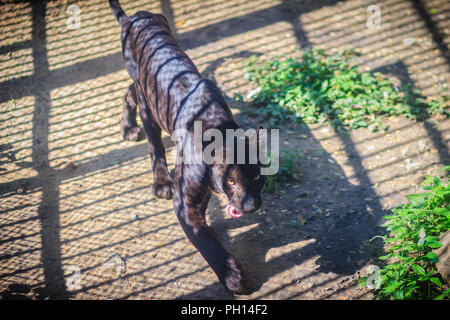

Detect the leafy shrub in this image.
[242,49,449,130]
[361,166,450,300]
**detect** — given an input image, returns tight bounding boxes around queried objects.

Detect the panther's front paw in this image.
[151,182,173,200]
[224,257,248,295]
[123,126,145,142]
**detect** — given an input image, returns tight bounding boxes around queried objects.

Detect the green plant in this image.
[241,49,449,130]
[361,166,450,300]
[263,149,301,193]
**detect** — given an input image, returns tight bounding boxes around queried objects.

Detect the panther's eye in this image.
[254,175,261,181]
[227,179,235,186]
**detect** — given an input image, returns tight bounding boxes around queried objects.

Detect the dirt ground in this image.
[0,0,449,300]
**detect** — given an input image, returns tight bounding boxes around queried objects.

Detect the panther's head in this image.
[209,128,265,218]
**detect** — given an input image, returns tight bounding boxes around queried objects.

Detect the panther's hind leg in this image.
[136,90,173,200]
[121,83,145,141]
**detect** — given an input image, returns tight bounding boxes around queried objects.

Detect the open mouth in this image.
[226,204,243,218]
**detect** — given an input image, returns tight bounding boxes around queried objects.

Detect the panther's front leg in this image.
[173,163,247,294]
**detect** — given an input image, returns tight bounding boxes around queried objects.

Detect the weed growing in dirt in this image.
[361,166,450,300]
[263,149,301,194]
[240,49,449,130]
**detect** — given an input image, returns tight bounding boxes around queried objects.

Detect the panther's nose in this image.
[241,194,262,214]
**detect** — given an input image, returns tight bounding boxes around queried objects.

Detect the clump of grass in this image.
[241,49,449,130]
[360,167,450,300]
[263,149,301,194]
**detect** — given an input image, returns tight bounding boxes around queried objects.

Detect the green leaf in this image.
[433,289,450,300]
[437,165,450,173]
[433,176,442,186]
[425,237,443,249]
[411,264,426,276]
[379,253,394,260]
[383,280,404,294]
[430,277,443,288]
[420,252,439,264]
[406,193,427,206]
[394,289,404,300]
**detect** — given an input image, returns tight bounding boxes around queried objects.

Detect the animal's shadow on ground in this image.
[0,283,54,300]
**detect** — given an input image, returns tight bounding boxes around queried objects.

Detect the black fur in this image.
[109,0,264,294]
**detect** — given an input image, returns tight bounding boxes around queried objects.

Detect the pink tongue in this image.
[226,204,243,218]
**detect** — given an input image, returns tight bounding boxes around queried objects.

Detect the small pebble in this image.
[403,38,415,45]
[64,161,77,170]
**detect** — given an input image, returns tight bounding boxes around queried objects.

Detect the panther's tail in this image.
[109,0,127,24]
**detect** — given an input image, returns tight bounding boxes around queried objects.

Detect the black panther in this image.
[109,0,264,294]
